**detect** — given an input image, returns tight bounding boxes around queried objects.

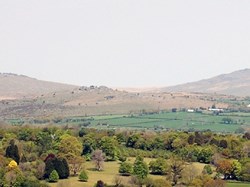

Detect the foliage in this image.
[168,157,184,185]
[5,139,20,164]
[99,136,118,161]
[78,170,88,182]
[8,160,18,169]
[44,157,69,179]
[133,156,149,179]
[95,180,105,187]
[203,164,213,175]
[119,162,133,176]
[49,170,59,182]
[145,178,172,187]
[149,157,168,175]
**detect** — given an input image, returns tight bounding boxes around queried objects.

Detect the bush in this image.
[79,170,88,182]
[203,165,213,175]
[49,170,59,182]
[95,180,105,187]
[119,162,133,176]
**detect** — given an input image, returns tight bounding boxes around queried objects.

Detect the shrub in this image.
[49,170,59,182]
[79,170,88,182]
[203,165,213,175]
[119,162,133,176]
[95,180,105,187]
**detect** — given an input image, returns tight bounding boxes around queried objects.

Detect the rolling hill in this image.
[0,73,77,100]
[162,69,250,96]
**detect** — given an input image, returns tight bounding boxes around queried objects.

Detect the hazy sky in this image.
[1,0,250,87]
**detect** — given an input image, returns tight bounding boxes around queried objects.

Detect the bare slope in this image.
[162,69,250,96]
[0,73,77,99]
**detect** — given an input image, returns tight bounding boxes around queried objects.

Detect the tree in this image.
[8,160,18,169]
[44,157,69,179]
[216,159,233,179]
[133,156,149,179]
[241,162,250,181]
[126,134,139,148]
[203,165,213,175]
[35,131,53,155]
[58,134,83,175]
[231,160,242,180]
[49,170,59,182]
[168,157,184,185]
[119,162,133,176]
[5,139,20,164]
[149,158,168,175]
[96,180,105,187]
[92,149,105,171]
[100,136,118,161]
[78,170,88,182]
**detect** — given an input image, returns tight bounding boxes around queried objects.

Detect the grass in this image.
[69,111,250,133]
[9,111,250,133]
[47,158,209,187]
[227,182,250,187]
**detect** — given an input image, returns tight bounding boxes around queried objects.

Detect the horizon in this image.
[1,1,250,87]
[1,68,249,89]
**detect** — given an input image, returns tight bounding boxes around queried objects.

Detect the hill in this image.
[162,69,250,96]
[0,73,237,119]
[0,73,77,100]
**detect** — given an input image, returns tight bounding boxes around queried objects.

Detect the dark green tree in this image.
[44,157,69,179]
[5,139,20,164]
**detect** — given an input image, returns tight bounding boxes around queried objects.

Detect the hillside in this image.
[0,73,239,118]
[162,69,250,96]
[0,73,77,100]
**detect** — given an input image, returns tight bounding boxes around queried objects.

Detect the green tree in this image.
[133,156,149,179]
[58,134,83,175]
[231,160,242,180]
[100,136,118,161]
[119,162,133,176]
[49,170,59,182]
[203,165,213,175]
[149,158,168,175]
[78,170,88,182]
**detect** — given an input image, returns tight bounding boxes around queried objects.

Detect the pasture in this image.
[62,111,250,133]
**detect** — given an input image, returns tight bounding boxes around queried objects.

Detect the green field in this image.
[64,111,250,133]
[8,111,250,133]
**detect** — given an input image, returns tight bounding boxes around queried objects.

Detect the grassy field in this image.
[44,158,250,187]
[7,111,250,133]
[48,158,166,187]
[61,111,250,133]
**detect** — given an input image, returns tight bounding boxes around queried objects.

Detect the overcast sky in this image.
[1,0,250,87]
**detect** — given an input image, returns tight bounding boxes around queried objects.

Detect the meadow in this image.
[59,111,250,133]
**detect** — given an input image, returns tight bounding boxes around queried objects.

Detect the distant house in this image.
[208,108,224,112]
[187,109,194,113]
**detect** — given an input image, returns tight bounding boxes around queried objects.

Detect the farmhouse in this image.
[187,109,195,113]
[208,108,224,112]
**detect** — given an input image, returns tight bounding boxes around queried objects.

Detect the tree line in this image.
[0,125,250,186]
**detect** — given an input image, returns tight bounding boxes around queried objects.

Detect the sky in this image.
[1,0,250,87]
